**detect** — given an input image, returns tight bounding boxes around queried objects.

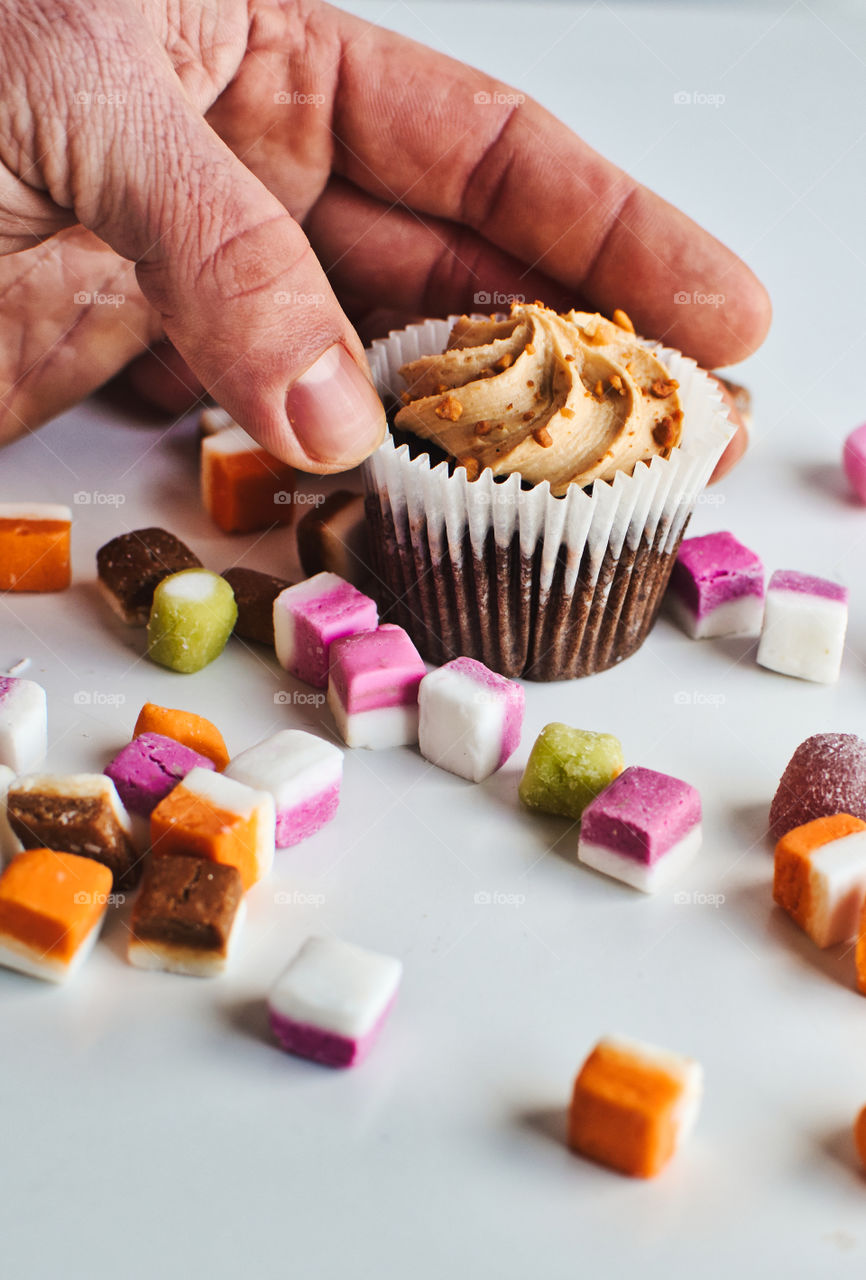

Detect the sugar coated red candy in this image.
[769,733,866,840]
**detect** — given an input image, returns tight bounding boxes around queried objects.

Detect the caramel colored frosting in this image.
[394,302,683,496]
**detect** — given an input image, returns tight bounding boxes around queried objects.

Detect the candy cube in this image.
[578,766,702,893]
[327,624,426,749]
[128,854,244,977]
[150,767,275,890]
[0,503,71,592]
[221,567,292,647]
[418,657,524,782]
[666,531,764,639]
[104,733,215,818]
[0,849,113,982]
[268,935,402,1067]
[854,1105,866,1168]
[756,570,848,684]
[198,405,235,437]
[7,773,140,888]
[133,703,229,770]
[96,527,202,625]
[296,490,372,589]
[201,425,296,534]
[225,730,342,848]
[568,1036,703,1178]
[0,765,20,864]
[0,677,47,772]
[843,423,866,503]
[147,569,238,674]
[774,814,866,947]
[273,572,378,688]
[518,723,624,819]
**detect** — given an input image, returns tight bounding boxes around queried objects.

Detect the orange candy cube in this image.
[201,426,295,534]
[133,702,229,770]
[150,768,275,890]
[0,503,71,592]
[568,1036,703,1178]
[855,901,866,996]
[854,1105,866,1168]
[774,813,866,948]
[0,849,112,981]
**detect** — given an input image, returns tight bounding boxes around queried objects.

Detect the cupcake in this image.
[362,302,734,681]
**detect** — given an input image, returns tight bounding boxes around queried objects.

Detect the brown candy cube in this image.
[128,854,244,977]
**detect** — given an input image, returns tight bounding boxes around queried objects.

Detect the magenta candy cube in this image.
[268,935,402,1068]
[578,766,702,893]
[273,572,378,688]
[844,423,866,502]
[327,624,427,748]
[104,732,215,817]
[667,531,764,638]
[224,729,342,849]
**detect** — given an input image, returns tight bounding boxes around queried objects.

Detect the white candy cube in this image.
[757,570,848,684]
[0,678,47,773]
[418,658,524,782]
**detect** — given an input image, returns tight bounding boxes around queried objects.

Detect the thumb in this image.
[59,27,385,471]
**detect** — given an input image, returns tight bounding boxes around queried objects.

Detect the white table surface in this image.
[3,2,866,1277]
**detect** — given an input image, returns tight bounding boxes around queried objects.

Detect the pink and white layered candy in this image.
[327,624,426,749]
[843,423,866,503]
[667,532,764,639]
[268,935,402,1068]
[756,570,848,684]
[225,729,342,848]
[0,677,46,773]
[418,657,524,782]
[273,572,378,688]
[578,766,702,893]
[104,733,215,818]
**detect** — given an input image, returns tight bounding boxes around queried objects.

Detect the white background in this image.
[2,2,866,1277]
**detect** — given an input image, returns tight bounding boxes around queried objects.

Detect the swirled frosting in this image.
[394,302,683,496]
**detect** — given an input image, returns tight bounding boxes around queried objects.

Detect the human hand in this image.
[0,0,769,476]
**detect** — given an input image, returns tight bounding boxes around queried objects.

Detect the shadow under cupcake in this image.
[362,303,734,681]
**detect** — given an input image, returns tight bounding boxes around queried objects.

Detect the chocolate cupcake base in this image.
[366,491,688,680]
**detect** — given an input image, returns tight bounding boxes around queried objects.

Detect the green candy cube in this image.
[147,569,237,674]
[518,722,624,819]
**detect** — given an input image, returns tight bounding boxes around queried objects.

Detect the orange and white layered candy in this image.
[0,503,71,592]
[568,1036,703,1178]
[0,849,112,982]
[201,425,296,534]
[150,767,275,890]
[773,813,866,948]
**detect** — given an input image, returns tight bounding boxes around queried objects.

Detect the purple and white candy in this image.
[268,935,402,1068]
[0,677,46,773]
[578,766,702,893]
[328,624,427,749]
[225,729,342,848]
[418,657,524,782]
[667,531,764,639]
[756,570,848,684]
[104,732,215,818]
[273,572,378,689]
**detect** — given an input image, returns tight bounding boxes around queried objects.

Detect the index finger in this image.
[328,7,771,368]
